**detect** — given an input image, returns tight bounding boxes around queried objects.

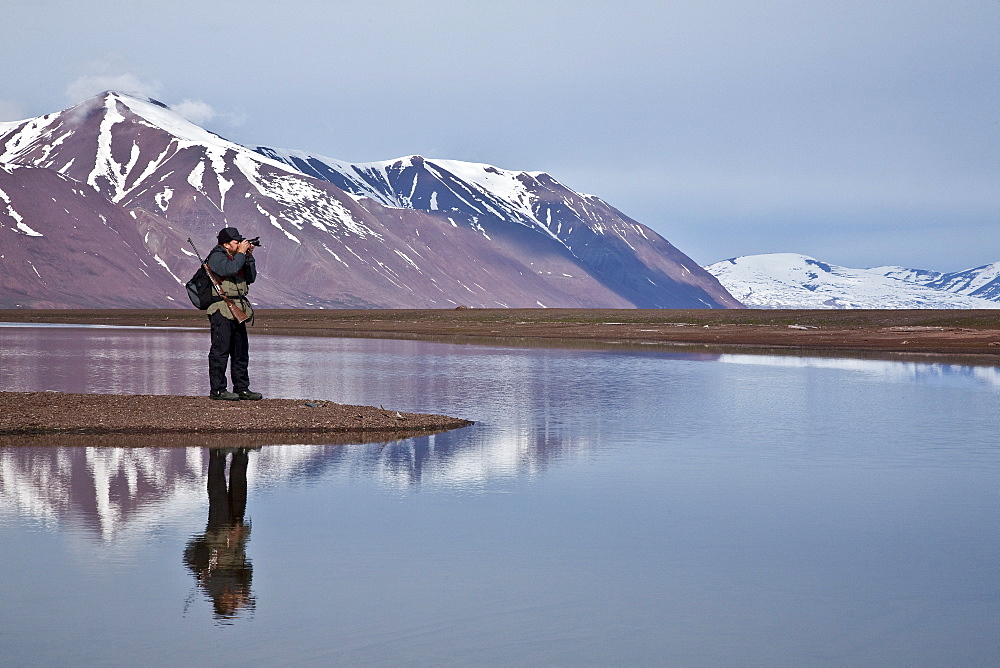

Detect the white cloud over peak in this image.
[171,99,216,125]
[66,72,163,104]
[61,62,242,131]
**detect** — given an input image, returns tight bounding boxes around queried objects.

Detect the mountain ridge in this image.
[0,91,739,310]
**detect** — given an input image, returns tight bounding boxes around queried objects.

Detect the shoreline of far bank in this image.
[2,308,1000,366]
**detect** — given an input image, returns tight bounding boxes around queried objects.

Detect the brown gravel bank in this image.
[0,392,473,445]
[3,308,1000,363]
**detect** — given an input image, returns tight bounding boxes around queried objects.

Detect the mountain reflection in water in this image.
[0,425,564,544]
[0,427,566,624]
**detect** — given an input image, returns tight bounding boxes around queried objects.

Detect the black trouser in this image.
[208,311,250,393]
[207,448,249,526]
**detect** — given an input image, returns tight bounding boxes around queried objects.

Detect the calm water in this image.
[0,324,998,666]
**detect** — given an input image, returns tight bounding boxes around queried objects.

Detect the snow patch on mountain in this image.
[706,253,1000,309]
[0,164,42,236]
[113,94,280,166]
[870,266,943,285]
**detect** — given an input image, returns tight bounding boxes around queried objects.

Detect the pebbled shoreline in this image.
[0,392,473,445]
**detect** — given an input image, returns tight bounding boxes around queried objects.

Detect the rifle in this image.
[188,238,251,324]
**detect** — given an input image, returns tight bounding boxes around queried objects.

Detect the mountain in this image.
[254,149,740,309]
[0,162,182,307]
[705,253,1000,309]
[0,92,739,309]
[917,263,1000,302]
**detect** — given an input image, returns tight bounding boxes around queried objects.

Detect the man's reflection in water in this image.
[184,448,254,621]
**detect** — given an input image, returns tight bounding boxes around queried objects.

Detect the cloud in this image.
[171,99,216,125]
[65,72,162,104]
[60,60,241,130]
[169,100,247,131]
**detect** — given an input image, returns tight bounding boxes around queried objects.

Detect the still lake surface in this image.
[0,324,998,665]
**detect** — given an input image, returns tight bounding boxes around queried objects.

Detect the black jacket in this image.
[205,245,256,320]
[207,245,256,284]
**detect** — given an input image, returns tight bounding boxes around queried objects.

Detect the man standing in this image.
[207,227,263,401]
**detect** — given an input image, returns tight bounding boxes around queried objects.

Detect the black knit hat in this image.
[218,227,245,244]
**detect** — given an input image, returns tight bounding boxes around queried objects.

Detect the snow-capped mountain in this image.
[925,264,1000,301]
[254,148,739,309]
[705,253,1000,309]
[870,262,1000,302]
[0,92,738,309]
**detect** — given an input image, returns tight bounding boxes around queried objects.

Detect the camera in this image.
[247,237,262,247]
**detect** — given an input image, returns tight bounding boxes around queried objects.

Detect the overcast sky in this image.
[4,0,997,271]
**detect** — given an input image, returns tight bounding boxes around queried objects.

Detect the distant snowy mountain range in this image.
[705,254,1000,309]
[0,92,738,309]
